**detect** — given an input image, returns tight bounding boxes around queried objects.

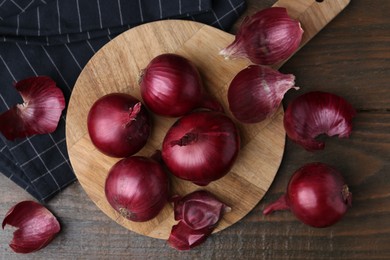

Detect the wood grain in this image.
[1,0,389,259]
[65,0,350,239]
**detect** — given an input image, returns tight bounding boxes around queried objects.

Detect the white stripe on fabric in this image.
[10,0,24,11]
[40,0,47,4]
[179,0,182,15]
[227,0,240,15]
[138,0,144,22]
[31,159,68,184]
[22,0,35,12]
[97,0,103,29]
[211,2,245,27]
[37,6,40,36]
[16,15,19,35]
[0,0,7,8]
[0,145,7,152]
[65,44,82,70]
[16,42,38,75]
[0,93,10,109]
[86,40,96,53]
[211,10,223,30]
[158,0,162,19]
[41,46,71,91]
[117,0,123,26]
[56,0,61,34]
[9,139,30,151]
[41,177,75,201]
[20,138,66,167]
[0,54,17,82]
[199,0,201,11]
[76,0,82,32]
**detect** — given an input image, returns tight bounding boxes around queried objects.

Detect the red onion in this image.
[139,53,223,117]
[0,76,65,140]
[228,65,298,123]
[220,7,303,65]
[168,190,230,250]
[105,154,169,222]
[161,111,240,186]
[284,91,356,151]
[263,162,352,228]
[2,201,60,253]
[87,93,151,158]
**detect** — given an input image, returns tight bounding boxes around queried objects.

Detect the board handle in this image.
[272,0,350,67]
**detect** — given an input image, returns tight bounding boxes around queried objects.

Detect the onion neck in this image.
[342,184,352,207]
[262,194,290,215]
[170,132,198,147]
[126,102,141,126]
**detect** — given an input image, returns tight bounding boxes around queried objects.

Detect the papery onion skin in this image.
[0,76,65,140]
[139,53,223,117]
[168,190,230,250]
[162,111,240,186]
[105,155,169,222]
[263,162,352,228]
[228,65,298,124]
[219,7,303,65]
[284,91,356,151]
[2,201,61,254]
[87,93,151,158]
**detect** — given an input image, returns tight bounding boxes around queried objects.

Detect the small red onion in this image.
[228,65,298,123]
[139,53,223,117]
[87,93,151,158]
[284,91,356,151]
[161,111,240,186]
[220,7,303,65]
[2,201,61,253]
[263,162,352,228]
[105,154,169,222]
[168,190,230,250]
[0,76,65,140]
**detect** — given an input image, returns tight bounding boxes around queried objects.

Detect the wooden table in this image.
[1,0,389,259]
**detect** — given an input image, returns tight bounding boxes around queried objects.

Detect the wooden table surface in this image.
[1,0,389,259]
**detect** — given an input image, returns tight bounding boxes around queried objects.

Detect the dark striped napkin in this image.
[0,0,246,202]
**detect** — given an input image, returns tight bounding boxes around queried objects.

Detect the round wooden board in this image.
[65,20,286,239]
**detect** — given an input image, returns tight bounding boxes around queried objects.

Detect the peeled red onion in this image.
[228,65,298,123]
[0,76,65,140]
[219,7,303,65]
[284,91,356,151]
[87,93,151,158]
[168,190,230,250]
[105,155,169,222]
[2,201,60,253]
[263,162,352,228]
[139,53,223,117]
[161,111,240,186]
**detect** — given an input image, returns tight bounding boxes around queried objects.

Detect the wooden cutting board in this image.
[66,0,350,239]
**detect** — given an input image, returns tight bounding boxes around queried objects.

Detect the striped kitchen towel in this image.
[0,0,246,202]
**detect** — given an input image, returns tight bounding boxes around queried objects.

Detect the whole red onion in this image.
[263,162,352,228]
[284,91,356,151]
[139,53,222,117]
[228,65,298,123]
[87,93,151,158]
[105,155,169,222]
[220,7,303,65]
[161,111,240,186]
